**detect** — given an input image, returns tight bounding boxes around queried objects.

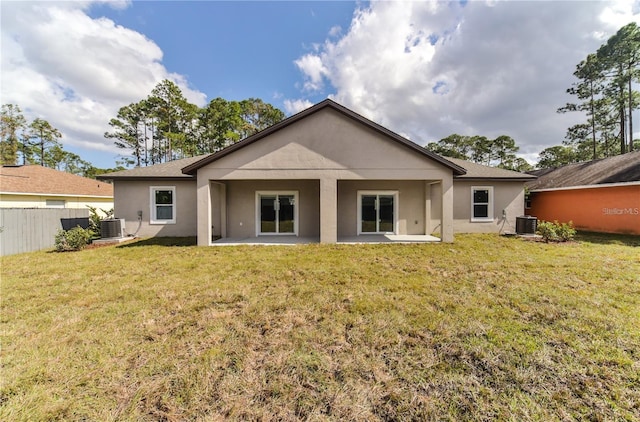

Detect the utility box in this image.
[60,217,90,231]
[516,215,537,234]
[101,219,126,239]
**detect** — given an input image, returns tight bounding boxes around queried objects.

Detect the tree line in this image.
[0,104,122,177]
[4,23,636,175]
[105,79,285,167]
[542,22,639,167]
[429,23,638,170]
[427,134,532,171]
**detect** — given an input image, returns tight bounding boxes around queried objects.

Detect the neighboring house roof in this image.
[181,99,467,176]
[526,151,640,191]
[97,155,208,180]
[0,165,114,197]
[445,157,537,181]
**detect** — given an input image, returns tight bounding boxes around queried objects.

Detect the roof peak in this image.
[181,98,466,175]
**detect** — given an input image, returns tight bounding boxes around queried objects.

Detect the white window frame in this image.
[255,191,299,236]
[357,190,399,235]
[150,186,176,225]
[471,186,494,222]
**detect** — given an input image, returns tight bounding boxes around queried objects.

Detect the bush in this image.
[537,220,576,243]
[55,226,91,251]
[556,221,577,241]
[87,206,114,238]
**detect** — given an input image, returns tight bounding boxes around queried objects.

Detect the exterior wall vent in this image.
[101,219,126,239]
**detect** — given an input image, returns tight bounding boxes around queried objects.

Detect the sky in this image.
[1,0,639,169]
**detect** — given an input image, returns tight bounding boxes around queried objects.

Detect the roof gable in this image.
[0,165,114,197]
[182,99,466,175]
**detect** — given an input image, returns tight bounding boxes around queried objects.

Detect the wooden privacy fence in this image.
[0,208,90,256]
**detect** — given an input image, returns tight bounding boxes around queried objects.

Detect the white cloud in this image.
[328,25,342,38]
[284,99,315,115]
[0,1,206,159]
[294,54,329,91]
[293,0,640,164]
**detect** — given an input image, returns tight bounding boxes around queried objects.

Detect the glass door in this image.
[258,192,297,235]
[277,195,295,234]
[360,193,396,234]
[260,195,277,233]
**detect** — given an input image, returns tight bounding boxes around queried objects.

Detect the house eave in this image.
[454,176,537,182]
[0,192,113,199]
[96,175,195,182]
[529,180,640,192]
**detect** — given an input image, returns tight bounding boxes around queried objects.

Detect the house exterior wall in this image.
[337,180,427,237]
[223,180,320,238]
[528,184,640,235]
[452,181,525,233]
[113,179,197,237]
[0,193,112,210]
[196,107,455,243]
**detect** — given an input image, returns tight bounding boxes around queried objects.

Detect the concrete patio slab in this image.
[210,234,440,246]
[338,234,441,244]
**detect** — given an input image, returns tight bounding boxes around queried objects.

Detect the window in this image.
[471,186,493,222]
[150,186,176,224]
[357,191,398,234]
[46,199,65,208]
[255,191,298,236]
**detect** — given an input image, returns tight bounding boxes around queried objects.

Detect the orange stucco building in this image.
[527,151,640,236]
[528,183,640,235]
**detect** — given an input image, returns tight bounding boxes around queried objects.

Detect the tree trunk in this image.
[620,108,626,154]
[628,69,634,152]
[39,129,44,166]
[619,64,626,154]
[589,80,597,160]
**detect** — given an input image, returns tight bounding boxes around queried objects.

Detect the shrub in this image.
[556,221,577,242]
[536,221,557,242]
[87,206,114,238]
[55,226,91,251]
[537,220,575,243]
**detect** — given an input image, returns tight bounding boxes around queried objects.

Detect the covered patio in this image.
[187,100,464,246]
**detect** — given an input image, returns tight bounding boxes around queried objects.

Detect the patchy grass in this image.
[1,234,639,421]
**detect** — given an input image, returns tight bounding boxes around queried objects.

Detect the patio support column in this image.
[320,177,337,243]
[197,177,211,246]
[424,182,432,235]
[441,177,454,243]
[210,181,226,238]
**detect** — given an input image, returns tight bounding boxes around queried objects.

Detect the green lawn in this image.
[1,234,639,421]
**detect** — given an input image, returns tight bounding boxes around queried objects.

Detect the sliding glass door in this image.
[359,192,397,234]
[257,192,297,235]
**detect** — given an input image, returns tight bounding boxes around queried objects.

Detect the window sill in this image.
[150,220,176,225]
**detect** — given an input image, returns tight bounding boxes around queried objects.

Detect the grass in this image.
[1,233,639,421]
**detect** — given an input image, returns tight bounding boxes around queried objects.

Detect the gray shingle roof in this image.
[445,157,537,180]
[97,155,207,180]
[526,151,640,190]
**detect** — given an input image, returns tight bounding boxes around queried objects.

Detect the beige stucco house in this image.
[99,100,534,244]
